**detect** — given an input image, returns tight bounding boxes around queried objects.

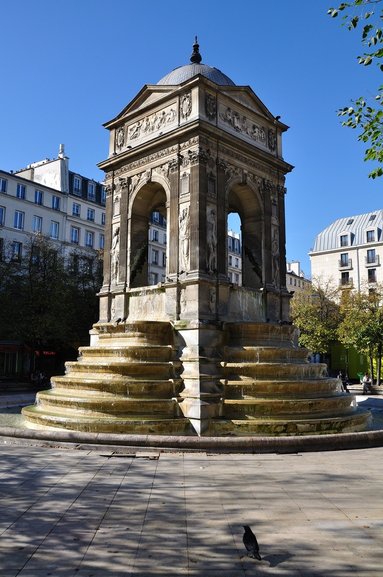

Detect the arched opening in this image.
[148,210,167,285]
[227,212,242,286]
[227,183,263,290]
[129,182,167,288]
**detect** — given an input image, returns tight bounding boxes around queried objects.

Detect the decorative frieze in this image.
[219,105,277,152]
[128,105,177,141]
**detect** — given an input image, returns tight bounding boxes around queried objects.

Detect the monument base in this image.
[22,321,371,436]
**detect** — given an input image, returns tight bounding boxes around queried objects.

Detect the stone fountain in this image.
[23,41,370,437]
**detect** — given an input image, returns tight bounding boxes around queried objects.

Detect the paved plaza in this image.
[0,440,382,576]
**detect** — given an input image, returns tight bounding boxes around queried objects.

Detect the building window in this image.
[341,271,350,285]
[152,211,160,223]
[163,232,167,245]
[73,176,82,195]
[152,249,159,264]
[229,255,232,266]
[52,195,60,210]
[71,226,80,244]
[72,203,81,217]
[152,229,159,242]
[235,273,240,284]
[235,257,239,268]
[85,231,94,247]
[340,234,349,247]
[14,210,24,230]
[34,189,43,205]
[101,213,106,225]
[87,208,95,221]
[101,186,106,205]
[16,184,26,199]
[366,229,375,243]
[0,178,7,193]
[368,268,377,283]
[12,241,22,261]
[32,215,42,233]
[87,182,96,201]
[0,206,5,226]
[340,253,349,266]
[99,234,105,250]
[162,252,166,267]
[50,221,59,240]
[367,248,376,264]
[150,272,159,285]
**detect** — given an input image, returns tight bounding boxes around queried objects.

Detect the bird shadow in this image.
[262,551,294,567]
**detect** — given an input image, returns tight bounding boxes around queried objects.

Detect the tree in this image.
[0,235,103,373]
[328,0,383,178]
[338,286,383,383]
[290,279,341,354]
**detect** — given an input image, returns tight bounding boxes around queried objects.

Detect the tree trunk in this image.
[369,350,375,385]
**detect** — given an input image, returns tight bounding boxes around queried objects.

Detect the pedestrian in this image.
[337,370,350,393]
[362,372,372,394]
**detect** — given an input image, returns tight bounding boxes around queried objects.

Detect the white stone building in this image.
[310,210,383,291]
[0,145,106,263]
[286,261,311,294]
[227,230,242,285]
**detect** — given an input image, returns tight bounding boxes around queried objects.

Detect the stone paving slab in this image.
[0,444,382,575]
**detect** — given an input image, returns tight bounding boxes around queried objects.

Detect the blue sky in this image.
[1,0,382,275]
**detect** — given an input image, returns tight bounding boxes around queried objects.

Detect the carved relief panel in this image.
[206,205,217,274]
[179,205,190,273]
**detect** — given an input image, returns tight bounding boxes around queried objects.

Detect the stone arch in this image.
[128,179,169,288]
[227,179,263,289]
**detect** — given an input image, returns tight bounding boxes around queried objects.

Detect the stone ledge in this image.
[1,424,383,453]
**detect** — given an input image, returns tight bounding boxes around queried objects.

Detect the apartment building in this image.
[286,261,311,294]
[0,145,105,263]
[310,210,383,291]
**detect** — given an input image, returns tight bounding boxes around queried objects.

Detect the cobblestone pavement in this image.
[0,443,382,576]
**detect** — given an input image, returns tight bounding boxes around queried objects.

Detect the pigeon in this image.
[243,525,261,560]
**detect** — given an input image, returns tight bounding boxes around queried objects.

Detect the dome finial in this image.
[190,36,202,64]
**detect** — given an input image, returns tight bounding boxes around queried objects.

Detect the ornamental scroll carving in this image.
[219,106,277,151]
[127,105,177,141]
[180,92,192,120]
[205,93,217,120]
[116,127,125,150]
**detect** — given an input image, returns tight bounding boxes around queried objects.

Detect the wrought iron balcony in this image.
[365,254,380,267]
[338,258,352,269]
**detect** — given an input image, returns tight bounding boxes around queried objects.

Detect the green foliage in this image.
[338,286,383,381]
[328,0,383,178]
[0,235,103,351]
[290,279,341,354]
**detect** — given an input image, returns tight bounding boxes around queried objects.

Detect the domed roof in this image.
[157,38,235,87]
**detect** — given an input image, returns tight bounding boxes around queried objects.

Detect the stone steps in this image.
[224,377,341,397]
[223,346,309,363]
[22,405,193,435]
[51,376,183,397]
[209,409,370,436]
[222,394,354,418]
[222,361,327,379]
[36,389,180,416]
[78,345,174,362]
